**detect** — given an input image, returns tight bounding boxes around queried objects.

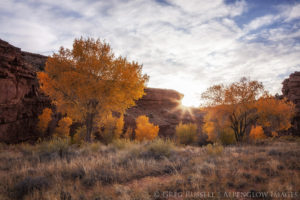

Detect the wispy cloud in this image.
[0,0,299,106]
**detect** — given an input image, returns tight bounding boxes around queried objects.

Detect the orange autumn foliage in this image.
[202,78,264,142]
[249,126,266,140]
[256,95,295,132]
[37,108,52,134]
[54,117,72,138]
[202,77,295,142]
[38,37,148,142]
[135,115,159,141]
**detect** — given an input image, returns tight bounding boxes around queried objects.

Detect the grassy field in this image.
[0,137,299,200]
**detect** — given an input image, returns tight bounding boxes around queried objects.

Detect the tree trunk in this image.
[85,113,94,142]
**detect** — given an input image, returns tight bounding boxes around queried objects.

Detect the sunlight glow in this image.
[181,95,199,107]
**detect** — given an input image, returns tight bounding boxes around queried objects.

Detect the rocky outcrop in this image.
[22,51,47,71]
[124,88,204,137]
[282,71,300,135]
[0,39,50,143]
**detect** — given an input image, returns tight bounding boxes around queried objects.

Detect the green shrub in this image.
[175,123,197,145]
[206,143,224,156]
[72,126,86,145]
[219,129,236,145]
[112,139,135,150]
[35,137,70,155]
[142,138,175,159]
[89,142,103,152]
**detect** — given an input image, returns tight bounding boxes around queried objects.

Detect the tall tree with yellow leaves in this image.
[202,77,295,142]
[38,38,148,142]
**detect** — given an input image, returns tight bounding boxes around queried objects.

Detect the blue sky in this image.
[1,0,299,106]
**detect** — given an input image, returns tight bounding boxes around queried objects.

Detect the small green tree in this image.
[99,113,124,144]
[175,123,197,145]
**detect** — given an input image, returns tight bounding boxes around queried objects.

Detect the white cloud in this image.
[285,3,300,21]
[244,15,278,32]
[0,0,299,106]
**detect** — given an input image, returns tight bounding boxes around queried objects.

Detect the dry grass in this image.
[0,138,299,200]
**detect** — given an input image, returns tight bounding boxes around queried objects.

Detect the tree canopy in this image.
[38,37,149,142]
[202,77,295,143]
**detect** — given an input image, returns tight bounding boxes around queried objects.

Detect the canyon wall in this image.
[282,71,300,135]
[0,39,50,143]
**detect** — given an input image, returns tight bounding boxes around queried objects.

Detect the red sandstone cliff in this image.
[282,71,300,135]
[0,39,50,143]
[125,88,204,137]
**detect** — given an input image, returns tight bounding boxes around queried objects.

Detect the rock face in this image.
[282,71,300,135]
[124,88,204,137]
[22,51,47,71]
[0,39,50,143]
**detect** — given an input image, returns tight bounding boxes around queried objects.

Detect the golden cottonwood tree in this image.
[255,95,295,133]
[38,38,148,142]
[135,115,159,141]
[202,78,295,142]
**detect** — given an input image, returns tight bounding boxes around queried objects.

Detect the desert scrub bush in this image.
[135,115,159,141]
[141,138,175,159]
[111,139,135,150]
[34,137,70,157]
[18,143,36,156]
[80,141,103,153]
[175,123,197,145]
[219,128,236,145]
[206,143,224,156]
[10,176,51,200]
[61,165,86,181]
[279,135,300,142]
[37,108,52,134]
[53,117,72,138]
